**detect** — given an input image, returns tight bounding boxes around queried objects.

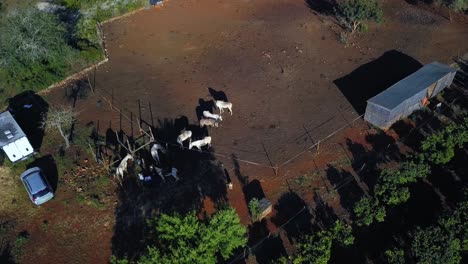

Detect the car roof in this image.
[24,171,47,194]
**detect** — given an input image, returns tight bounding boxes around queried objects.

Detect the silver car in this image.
[20,167,54,205]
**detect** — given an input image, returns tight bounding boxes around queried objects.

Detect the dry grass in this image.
[0,166,38,217]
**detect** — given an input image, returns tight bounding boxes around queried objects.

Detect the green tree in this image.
[439,201,468,250]
[279,220,354,264]
[335,0,384,33]
[353,196,386,226]
[0,8,79,97]
[422,118,468,165]
[399,157,431,183]
[449,0,468,12]
[385,248,405,264]
[137,208,247,264]
[41,107,77,149]
[412,226,461,264]
[374,169,411,206]
[248,198,261,222]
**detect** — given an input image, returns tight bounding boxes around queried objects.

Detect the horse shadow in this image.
[195,99,215,121]
[208,87,228,101]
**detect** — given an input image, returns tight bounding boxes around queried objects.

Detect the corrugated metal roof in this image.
[367,62,457,110]
[0,111,26,147]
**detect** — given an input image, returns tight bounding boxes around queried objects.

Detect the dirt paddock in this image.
[48,0,468,167]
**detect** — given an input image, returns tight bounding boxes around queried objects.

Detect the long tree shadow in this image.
[7,91,49,150]
[325,165,365,214]
[231,154,284,263]
[426,148,468,206]
[334,50,423,115]
[271,191,312,243]
[311,192,338,230]
[247,220,287,264]
[111,117,228,260]
[344,139,381,190]
[231,154,266,205]
[364,131,401,162]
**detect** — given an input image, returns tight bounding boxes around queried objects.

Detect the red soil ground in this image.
[30,0,468,263]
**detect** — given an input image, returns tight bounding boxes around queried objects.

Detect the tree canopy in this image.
[421,118,468,165]
[0,8,80,97]
[137,208,247,264]
[279,220,354,264]
[335,0,384,33]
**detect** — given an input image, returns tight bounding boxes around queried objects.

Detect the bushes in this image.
[440,0,468,12]
[450,0,468,12]
[353,157,430,226]
[248,198,262,222]
[130,208,247,264]
[0,9,81,99]
[335,0,384,33]
[353,196,386,226]
[421,118,468,165]
[279,220,354,264]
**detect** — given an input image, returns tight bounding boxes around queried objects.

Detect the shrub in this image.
[279,221,354,264]
[421,118,468,164]
[0,9,80,99]
[412,226,461,264]
[385,248,405,264]
[353,196,386,226]
[249,198,262,222]
[335,0,383,33]
[135,208,247,264]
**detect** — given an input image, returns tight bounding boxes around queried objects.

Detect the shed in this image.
[0,111,34,162]
[364,62,457,129]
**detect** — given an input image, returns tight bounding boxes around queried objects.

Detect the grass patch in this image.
[12,231,30,259]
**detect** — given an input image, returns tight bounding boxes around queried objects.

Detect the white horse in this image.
[177,130,192,147]
[215,100,233,115]
[199,118,219,128]
[203,111,222,121]
[189,136,212,151]
[150,143,167,164]
[115,154,133,180]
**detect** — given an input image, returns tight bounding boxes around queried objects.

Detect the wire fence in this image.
[88,81,366,175]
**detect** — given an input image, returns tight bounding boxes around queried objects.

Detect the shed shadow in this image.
[334,50,423,115]
[7,91,49,150]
